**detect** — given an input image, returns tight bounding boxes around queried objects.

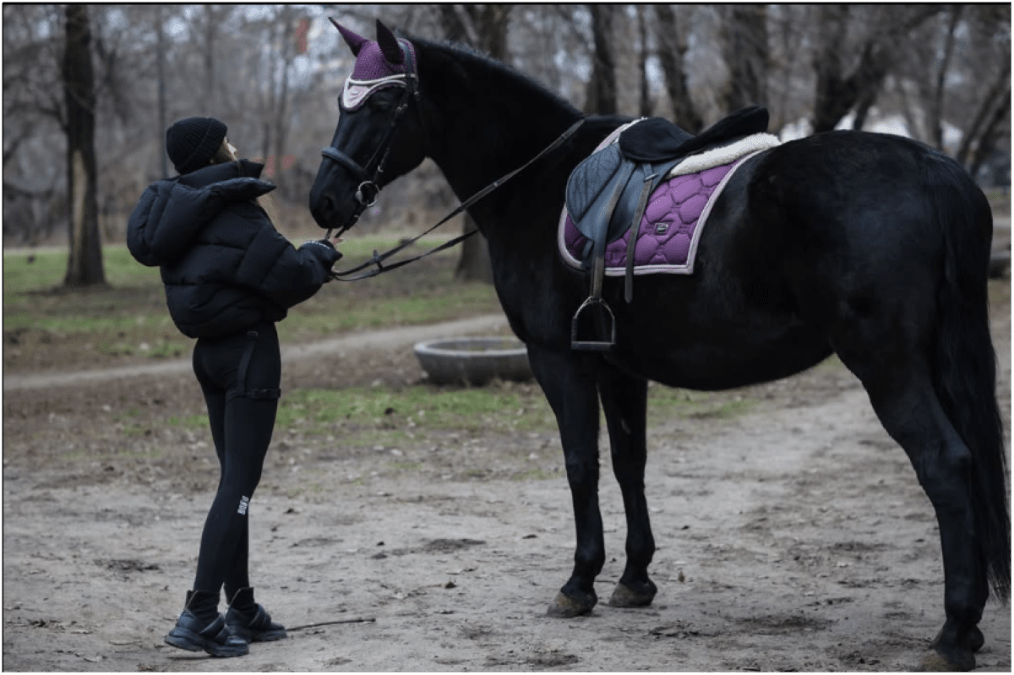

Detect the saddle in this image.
[565,106,769,350]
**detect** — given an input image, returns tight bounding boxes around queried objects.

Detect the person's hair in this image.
[207,138,278,221]
[209,139,237,165]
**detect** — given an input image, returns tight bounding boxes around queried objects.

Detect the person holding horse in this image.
[127,116,342,657]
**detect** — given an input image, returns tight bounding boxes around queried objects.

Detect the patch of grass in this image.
[166,414,209,429]
[276,384,558,441]
[3,246,162,295]
[271,379,758,450]
[645,384,757,424]
[3,238,503,366]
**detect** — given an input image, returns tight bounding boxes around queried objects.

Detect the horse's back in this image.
[733,131,990,317]
[749,130,990,251]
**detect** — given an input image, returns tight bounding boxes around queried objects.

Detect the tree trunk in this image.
[63,4,104,287]
[156,6,168,178]
[811,5,855,133]
[812,5,942,133]
[268,8,299,196]
[438,4,512,284]
[968,86,1010,181]
[637,6,652,118]
[928,8,962,149]
[956,60,1011,169]
[654,5,703,132]
[720,4,769,113]
[584,4,617,115]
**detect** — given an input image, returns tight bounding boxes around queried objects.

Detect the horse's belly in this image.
[609,322,833,391]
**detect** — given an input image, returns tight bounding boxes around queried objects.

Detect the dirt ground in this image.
[3,279,1011,672]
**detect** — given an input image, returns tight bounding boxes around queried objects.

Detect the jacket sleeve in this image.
[126,186,160,266]
[126,181,215,265]
[235,225,342,309]
[127,178,275,267]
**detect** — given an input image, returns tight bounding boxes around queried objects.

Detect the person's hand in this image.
[304,239,340,254]
[301,238,343,265]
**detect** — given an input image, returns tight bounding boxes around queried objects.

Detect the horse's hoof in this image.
[608,580,656,608]
[546,591,594,618]
[963,626,985,653]
[931,626,986,653]
[919,647,975,672]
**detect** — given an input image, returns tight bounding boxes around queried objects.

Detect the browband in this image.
[342,74,408,111]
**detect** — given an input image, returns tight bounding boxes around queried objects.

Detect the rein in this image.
[327,117,586,282]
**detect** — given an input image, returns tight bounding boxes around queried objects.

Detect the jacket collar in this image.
[177,159,266,189]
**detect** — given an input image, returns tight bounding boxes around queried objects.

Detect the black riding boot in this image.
[164,590,249,657]
[225,587,287,643]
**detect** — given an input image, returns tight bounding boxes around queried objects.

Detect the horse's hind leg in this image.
[837,347,986,671]
[598,364,657,607]
[527,345,606,617]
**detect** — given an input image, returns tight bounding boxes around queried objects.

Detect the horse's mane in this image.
[404,32,583,122]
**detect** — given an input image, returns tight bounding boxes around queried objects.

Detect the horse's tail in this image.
[928,155,1010,602]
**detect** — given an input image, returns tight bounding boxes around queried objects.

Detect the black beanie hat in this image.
[165,117,228,174]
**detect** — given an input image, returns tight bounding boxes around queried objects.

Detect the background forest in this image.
[2,4,1010,285]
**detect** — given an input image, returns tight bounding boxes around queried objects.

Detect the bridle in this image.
[320,42,421,239]
[319,40,585,282]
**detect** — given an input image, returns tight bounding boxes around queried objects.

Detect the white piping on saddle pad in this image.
[668,132,782,177]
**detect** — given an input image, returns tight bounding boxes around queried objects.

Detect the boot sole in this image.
[230,627,288,643]
[165,630,249,657]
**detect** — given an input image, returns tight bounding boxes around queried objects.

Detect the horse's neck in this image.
[418,45,581,203]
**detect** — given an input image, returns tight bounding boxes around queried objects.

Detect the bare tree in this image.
[812,5,942,133]
[654,5,703,132]
[636,6,652,118]
[3,6,66,243]
[264,7,302,196]
[953,5,1011,177]
[62,5,104,287]
[437,4,513,283]
[927,7,963,150]
[2,4,1008,250]
[720,4,769,113]
[584,4,617,115]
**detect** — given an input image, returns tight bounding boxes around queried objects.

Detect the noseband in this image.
[320,43,420,236]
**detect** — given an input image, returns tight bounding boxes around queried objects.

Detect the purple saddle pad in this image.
[559,158,751,276]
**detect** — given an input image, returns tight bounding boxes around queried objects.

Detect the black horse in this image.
[310,20,1009,671]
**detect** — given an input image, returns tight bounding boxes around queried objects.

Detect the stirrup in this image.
[571,296,616,351]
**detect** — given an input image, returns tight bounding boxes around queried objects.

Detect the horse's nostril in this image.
[314,193,338,220]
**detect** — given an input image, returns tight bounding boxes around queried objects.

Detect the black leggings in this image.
[191,322,281,602]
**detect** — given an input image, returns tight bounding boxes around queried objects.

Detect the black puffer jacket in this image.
[127,160,340,339]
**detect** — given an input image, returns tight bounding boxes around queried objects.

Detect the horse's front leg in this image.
[598,363,656,608]
[527,344,605,617]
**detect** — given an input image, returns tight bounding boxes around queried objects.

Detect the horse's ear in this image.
[331,18,367,56]
[375,19,404,66]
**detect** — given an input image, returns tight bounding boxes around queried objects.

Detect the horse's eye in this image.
[367,96,393,113]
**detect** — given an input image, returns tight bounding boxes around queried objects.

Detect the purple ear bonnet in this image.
[350,41,413,80]
[335,21,417,111]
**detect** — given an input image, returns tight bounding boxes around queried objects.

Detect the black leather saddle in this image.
[565,106,769,351]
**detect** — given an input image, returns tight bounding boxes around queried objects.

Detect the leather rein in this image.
[319,44,584,281]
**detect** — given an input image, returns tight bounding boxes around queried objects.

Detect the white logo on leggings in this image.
[238,496,250,515]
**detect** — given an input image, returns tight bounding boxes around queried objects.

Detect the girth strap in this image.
[568,153,684,351]
[624,169,657,303]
